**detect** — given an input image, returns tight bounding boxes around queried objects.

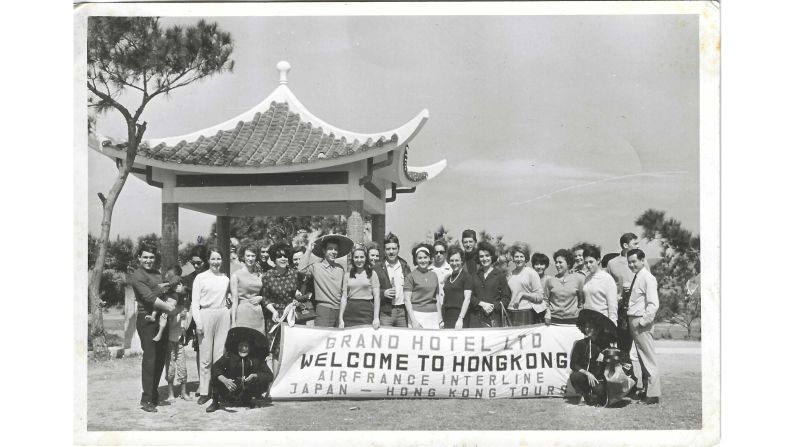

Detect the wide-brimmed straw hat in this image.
[311,234,354,258]
[576,309,617,344]
[224,327,269,357]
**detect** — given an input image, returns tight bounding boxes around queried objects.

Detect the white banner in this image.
[270,324,583,400]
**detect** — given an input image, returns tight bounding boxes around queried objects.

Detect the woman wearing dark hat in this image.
[404,243,442,329]
[568,309,617,406]
[206,327,273,412]
[469,241,511,328]
[340,246,380,328]
[296,232,354,327]
[230,244,266,334]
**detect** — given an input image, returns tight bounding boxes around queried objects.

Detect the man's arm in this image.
[642,274,660,326]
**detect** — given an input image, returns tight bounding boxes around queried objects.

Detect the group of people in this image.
[129,228,662,413]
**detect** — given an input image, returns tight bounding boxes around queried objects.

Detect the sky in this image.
[89,14,699,258]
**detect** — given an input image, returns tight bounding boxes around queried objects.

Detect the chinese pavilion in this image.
[89,61,446,273]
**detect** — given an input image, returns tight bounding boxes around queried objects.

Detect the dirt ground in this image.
[85,340,701,432]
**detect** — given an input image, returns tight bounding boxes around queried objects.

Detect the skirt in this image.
[442,307,467,329]
[235,298,266,334]
[343,299,374,327]
[413,310,442,329]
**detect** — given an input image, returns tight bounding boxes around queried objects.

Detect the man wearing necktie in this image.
[626,249,661,404]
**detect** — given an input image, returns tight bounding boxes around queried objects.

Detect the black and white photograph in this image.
[74,1,720,445]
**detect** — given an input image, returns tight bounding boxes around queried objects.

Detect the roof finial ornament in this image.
[277,61,291,85]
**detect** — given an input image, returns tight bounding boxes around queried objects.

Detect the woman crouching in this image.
[568,309,617,406]
[207,327,273,412]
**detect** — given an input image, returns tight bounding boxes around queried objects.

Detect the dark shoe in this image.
[636,390,647,401]
[141,403,158,413]
[197,395,211,405]
[643,397,660,405]
[205,400,221,413]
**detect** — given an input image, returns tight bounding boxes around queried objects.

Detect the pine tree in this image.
[86,17,234,359]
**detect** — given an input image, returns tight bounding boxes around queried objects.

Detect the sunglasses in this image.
[274,253,288,259]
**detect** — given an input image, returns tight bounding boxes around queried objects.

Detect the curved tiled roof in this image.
[101,101,399,168]
[91,62,446,183]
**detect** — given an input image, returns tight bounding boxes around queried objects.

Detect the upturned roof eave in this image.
[142,84,429,149]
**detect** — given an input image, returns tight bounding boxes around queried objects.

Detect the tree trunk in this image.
[88,164,132,360]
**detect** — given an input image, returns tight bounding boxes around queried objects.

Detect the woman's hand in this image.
[372,319,380,330]
[339,321,345,329]
[196,327,204,337]
[455,318,464,329]
[479,302,494,314]
[384,288,396,299]
[271,312,280,323]
[544,316,551,326]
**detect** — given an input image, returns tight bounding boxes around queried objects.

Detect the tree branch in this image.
[86,82,133,122]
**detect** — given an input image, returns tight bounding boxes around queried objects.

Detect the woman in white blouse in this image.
[190,247,231,406]
[581,245,618,326]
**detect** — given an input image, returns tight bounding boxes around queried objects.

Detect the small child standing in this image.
[160,265,191,401]
[148,266,183,342]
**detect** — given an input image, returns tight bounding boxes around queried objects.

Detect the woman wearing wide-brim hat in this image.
[296,232,355,327]
[206,327,273,412]
[568,309,617,406]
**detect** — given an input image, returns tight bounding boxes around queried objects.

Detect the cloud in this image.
[451,158,607,182]
[507,170,689,206]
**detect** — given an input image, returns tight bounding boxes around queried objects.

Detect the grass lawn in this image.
[85,341,701,431]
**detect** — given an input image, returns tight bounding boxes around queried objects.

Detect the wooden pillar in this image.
[161,203,179,270]
[216,215,231,275]
[372,214,385,248]
[347,210,364,245]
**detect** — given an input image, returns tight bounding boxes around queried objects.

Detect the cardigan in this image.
[470,268,511,309]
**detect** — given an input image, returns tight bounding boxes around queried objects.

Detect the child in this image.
[207,327,273,413]
[148,265,183,342]
[158,265,191,401]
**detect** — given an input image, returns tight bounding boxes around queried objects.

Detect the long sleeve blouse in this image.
[582,270,618,324]
[190,270,230,329]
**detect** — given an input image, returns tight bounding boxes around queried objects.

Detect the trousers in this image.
[136,313,168,405]
[315,304,340,328]
[166,341,187,385]
[628,316,661,398]
[197,308,231,396]
[379,303,408,327]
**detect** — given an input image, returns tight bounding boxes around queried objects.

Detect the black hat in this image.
[576,309,617,344]
[312,234,354,258]
[224,327,269,357]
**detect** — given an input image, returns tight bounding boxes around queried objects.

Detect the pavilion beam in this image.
[216,215,231,275]
[161,203,179,271]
